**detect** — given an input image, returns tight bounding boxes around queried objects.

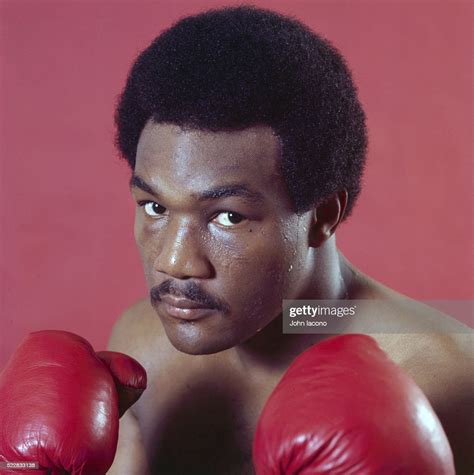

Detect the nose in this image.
[154,217,214,280]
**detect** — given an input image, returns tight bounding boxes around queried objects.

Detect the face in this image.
[132,122,313,354]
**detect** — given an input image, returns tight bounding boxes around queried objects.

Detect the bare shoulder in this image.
[367,291,473,366]
[362,285,473,393]
[362,288,473,473]
[107,297,174,368]
[107,297,149,352]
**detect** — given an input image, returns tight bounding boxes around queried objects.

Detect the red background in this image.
[1,1,472,368]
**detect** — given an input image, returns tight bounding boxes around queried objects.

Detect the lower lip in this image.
[160,302,216,321]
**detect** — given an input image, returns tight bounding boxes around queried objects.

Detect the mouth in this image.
[158,295,217,321]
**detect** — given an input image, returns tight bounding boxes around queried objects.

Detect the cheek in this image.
[212,233,293,308]
[134,213,156,287]
[216,219,309,320]
[214,229,289,271]
[134,209,146,246]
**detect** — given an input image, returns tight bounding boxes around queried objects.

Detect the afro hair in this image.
[115,5,368,218]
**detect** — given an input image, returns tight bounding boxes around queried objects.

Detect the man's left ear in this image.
[308,190,348,248]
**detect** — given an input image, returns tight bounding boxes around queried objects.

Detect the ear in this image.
[308,190,348,248]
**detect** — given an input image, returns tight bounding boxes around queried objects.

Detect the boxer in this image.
[106,7,472,473]
[1,6,472,474]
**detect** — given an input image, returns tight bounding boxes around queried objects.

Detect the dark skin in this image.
[131,122,348,355]
[107,122,473,474]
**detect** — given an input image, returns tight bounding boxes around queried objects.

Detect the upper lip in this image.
[160,295,212,310]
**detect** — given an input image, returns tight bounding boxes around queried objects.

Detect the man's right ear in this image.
[308,190,348,248]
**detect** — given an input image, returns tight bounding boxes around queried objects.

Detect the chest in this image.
[133,365,277,475]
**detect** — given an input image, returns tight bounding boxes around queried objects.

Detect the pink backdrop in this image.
[1,1,472,368]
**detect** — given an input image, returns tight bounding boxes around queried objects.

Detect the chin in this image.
[162,321,238,355]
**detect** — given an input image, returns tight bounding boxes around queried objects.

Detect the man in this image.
[106,6,472,474]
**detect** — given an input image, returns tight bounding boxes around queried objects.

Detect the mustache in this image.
[150,280,230,314]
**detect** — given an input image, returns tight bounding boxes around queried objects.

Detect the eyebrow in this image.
[129,174,156,196]
[129,173,265,204]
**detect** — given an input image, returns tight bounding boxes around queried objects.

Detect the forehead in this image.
[135,122,287,197]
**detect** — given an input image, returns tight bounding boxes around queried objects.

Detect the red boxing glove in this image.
[253,334,454,474]
[0,330,147,475]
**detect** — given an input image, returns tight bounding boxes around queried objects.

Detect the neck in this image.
[228,236,355,376]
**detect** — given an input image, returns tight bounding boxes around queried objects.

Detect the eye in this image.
[213,211,246,227]
[139,201,167,217]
